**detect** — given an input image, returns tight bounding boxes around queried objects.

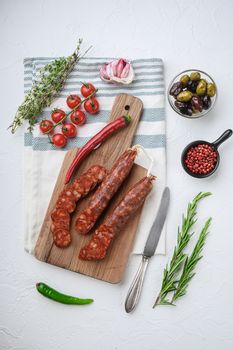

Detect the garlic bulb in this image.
[100,59,134,85]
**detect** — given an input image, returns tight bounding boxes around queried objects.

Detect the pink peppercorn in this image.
[185,144,217,174]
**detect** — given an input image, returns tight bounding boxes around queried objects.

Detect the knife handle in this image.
[125,255,149,313]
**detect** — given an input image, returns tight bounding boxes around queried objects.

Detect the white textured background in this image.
[1,0,233,349]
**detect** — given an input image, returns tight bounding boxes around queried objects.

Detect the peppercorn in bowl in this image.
[181,141,219,178]
[168,69,217,119]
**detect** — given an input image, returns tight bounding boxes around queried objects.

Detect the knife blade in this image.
[125,187,170,313]
[143,186,170,257]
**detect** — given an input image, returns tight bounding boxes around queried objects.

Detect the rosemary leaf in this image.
[171,218,211,303]
[153,192,211,308]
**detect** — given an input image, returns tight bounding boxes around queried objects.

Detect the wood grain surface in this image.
[35,93,146,283]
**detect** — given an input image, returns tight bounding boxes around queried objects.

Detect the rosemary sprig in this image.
[153,192,211,307]
[171,218,211,303]
[9,39,91,134]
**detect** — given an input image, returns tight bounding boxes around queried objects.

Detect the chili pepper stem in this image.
[123,114,131,124]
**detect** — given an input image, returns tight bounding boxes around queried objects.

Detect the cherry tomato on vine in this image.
[51,109,66,124]
[81,83,96,98]
[70,110,86,126]
[84,98,99,114]
[52,133,67,148]
[66,95,81,109]
[62,123,77,138]
[39,119,54,134]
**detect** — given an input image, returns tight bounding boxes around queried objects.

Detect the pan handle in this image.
[212,129,233,149]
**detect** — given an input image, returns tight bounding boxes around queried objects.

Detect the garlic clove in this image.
[110,60,118,77]
[120,63,130,78]
[116,59,125,77]
[99,63,110,81]
[100,58,134,85]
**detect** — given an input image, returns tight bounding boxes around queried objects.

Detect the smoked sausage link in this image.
[51,165,107,248]
[75,149,137,235]
[79,175,156,260]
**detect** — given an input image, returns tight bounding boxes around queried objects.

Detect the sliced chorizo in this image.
[53,229,71,248]
[72,165,107,198]
[51,208,70,222]
[56,194,76,214]
[50,220,70,234]
[50,164,107,248]
[79,175,156,261]
[75,148,138,235]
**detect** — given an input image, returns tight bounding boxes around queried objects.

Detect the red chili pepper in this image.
[64,115,131,184]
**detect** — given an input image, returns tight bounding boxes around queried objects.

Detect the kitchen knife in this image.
[125,187,170,313]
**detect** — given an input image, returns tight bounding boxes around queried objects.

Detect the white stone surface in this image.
[1,0,233,349]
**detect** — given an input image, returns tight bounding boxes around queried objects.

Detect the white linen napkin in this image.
[23,57,166,255]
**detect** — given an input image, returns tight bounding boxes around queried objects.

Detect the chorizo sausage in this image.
[75,148,138,236]
[79,175,156,261]
[51,165,107,248]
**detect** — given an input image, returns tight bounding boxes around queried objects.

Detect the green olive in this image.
[176,91,193,102]
[207,83,216,97]
[190,72,201,80]
[190,71,201,81]
[196,79,207,96]
[180,74,190,86]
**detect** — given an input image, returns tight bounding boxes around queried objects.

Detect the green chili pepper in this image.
[36,283,94,305]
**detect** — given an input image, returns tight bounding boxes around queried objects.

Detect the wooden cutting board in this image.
[35,93,146,283]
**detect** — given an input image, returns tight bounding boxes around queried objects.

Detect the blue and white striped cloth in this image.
[24,57,166,255]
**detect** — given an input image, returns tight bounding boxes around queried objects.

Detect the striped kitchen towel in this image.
[24,57,166,255]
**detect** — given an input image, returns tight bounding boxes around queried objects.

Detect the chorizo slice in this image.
[56,194,76,213]
[51,208,70,222]
[79,175,156,261]
[50,220,70,234]
[72,165,107,198]
[75,148,137,235]
[61,186,77,202]
[53,229,71,248]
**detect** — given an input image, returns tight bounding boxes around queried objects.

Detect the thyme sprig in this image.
[153,192,211,307]
[9,39,91,133]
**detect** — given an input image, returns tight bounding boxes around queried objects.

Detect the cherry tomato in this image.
[51,109,66,124]
[70,110,86,126]
[84,98,100,114]
[52,133,67,148]
[39,119,54,134]
[66,95,81,109]
[81,83,96,98]
[62,123,77,138]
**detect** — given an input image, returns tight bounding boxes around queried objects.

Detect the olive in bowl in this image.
[168,69,217,119]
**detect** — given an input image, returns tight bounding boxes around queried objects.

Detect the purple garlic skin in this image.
[99,64,110,81]
[99,58,134,84]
